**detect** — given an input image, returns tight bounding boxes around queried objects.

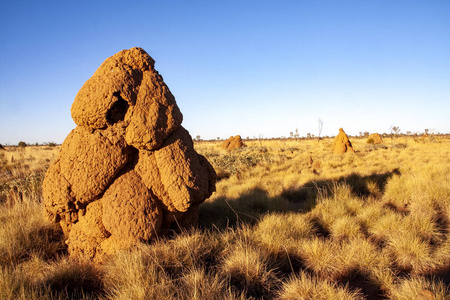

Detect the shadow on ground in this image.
[198,169,404,299]
[199,169,401,230]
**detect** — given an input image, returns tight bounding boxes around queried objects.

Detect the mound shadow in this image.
[198,170,402,299]
[281,168,400,204]
[199,169,401,230]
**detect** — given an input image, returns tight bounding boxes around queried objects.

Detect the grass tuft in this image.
[277,271,364,300]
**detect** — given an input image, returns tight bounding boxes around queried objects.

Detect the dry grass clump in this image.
[221,238,278,298]
[103,230,244,300]
[206,146,275,180]
[389,275,449,300]
[330,215,366,241]
[296,237,343,279]
[277,271,364,300]
[383,163,449,211]
[292,235,394,292]
[1,136,449,299]
[387,235,434,273]
[37,258,103,299]
[102,250,175,299]
[0,146,59,205]
[307,183,366,236]
[177,268,235,300]
[253,212,315,254]
[0,198,64,267]
[0,199,99,300]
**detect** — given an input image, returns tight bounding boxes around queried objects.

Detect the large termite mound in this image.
[332,128,355,154]
[43,47,216,261]
[221,135,244,150]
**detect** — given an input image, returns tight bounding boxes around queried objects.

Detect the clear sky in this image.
[1,0,449,144]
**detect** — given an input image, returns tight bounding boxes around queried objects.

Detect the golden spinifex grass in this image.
[0,135,449,299]
[0,145,59,205]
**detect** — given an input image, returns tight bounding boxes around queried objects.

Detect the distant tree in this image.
[390,125,401,148]
[424,129,429,136]
[18,141,27,147]
[392,126,400,135]
[48,142,57,147]
[290,132,294,139]
[196,135,201,141]
[406,131,411,136]
[318,118,323,142]
[307,133,311,139]
[364,132,369,138]
[217,137,221,141]
[294,128,299,140]
[359,132,363,137]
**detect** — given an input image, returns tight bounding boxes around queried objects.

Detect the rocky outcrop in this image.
[221,135,244,150]
[332,128,355,154]
[43,48,216,261]
[367,133,383,144]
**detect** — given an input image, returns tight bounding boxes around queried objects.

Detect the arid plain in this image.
[1,134,449,299]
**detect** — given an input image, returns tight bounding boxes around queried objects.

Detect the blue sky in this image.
[1,0,449,144]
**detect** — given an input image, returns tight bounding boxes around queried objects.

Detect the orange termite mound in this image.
[43,48,216,261]
[367,133,383,144]
[332,128,355,154]
[221,135,245,150]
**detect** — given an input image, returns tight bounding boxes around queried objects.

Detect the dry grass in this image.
[277,271,364,300]
[0,145,59,205]
[0,135,449,299]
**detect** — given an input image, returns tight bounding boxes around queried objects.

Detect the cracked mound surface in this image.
[71,47,183,151]
[43,47,216,261]
[332,128,355,154]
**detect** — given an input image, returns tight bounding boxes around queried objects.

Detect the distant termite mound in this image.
[367,133,383,144]
[43,47,217,261]
[332,128,355,154]
[221,135,245,150]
